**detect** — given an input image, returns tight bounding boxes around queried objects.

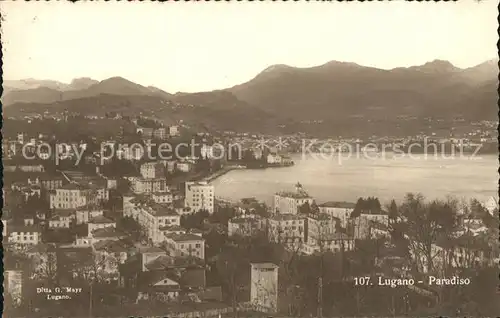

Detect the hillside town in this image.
[2,120,499,318]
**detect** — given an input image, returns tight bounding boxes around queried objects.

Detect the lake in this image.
[212,153,498,205]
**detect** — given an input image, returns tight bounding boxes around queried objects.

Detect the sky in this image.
[1,1,498,93]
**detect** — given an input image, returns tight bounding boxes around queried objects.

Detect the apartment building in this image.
[273,187,313,215]
[306,213,338,244]
[133,203,182,244]
[49,183,97,209]
[129,177,168,194]
[164,233,205,259]
[88,215,116,233]
[8,225,42,245]
[76,206,104,225]
[268,214,305,245]
[185,181,215,214]
[318,201,356,227]
[48,209,76,229]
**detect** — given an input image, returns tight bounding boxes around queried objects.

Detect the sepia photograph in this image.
[1,1,499,317]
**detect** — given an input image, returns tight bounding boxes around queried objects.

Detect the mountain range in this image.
[2,59,498,134]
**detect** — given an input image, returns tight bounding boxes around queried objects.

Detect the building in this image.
[131,202,182,244]
[273,183,313,215]
[153,127,168,140]
[152,192,173,204]
[266,153,282,165]
[164,233,205,260]
[352,212,389,239]
[318,201,356,227]
[303,233,355,255]
[185,181,215,214]
[39,175,65,190]
[129,177,168,194]
[169,125,180,137]
[76,206,104,224]
[228,217,264,237]
[176,161,193,173]
[8,225,42,245]
[268,214,305,246]
[48,209,76,229]
[88,215,116,234]
[140,162,166,179]
[250,263,278,313]
[49,183,97,209]
[4,269,23,306]
[306,213,338,244]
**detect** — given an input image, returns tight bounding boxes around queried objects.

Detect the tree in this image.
[398,193,458,273]
[299,201,311,215]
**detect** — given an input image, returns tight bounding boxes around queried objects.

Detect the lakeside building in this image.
[185,181,215,214]
[273,183,313,215]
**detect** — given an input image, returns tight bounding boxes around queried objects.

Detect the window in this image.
[195,243,201,248]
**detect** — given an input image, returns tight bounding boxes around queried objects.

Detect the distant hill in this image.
[4,93,282,134]
[3,59,497,135]
[2,77,172,106]
[228,59,498,122]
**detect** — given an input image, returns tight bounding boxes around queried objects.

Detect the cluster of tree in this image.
[180,209,210,230]
[298,201,319,215]
[351,197,382,217]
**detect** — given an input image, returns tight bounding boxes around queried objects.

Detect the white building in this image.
[164,233,205,259]
[152,192,173,204]
[318,201,356,227]
[303,232,355,255]
[273,183,313,215]
[48,209,76,229]
[169,125,180,137]
[130,202,182,244]
[88,215,116,234]
[129,177,168,194]
[268,214,305,245]
[176,162,193,173]
[185,181,215,214]
[306,213,338,244]
[228,217,264,237]
[76,206,104,225]
[352,213,389,239]
[250,263,279,313]
[8,225,42,245]
[267,153,282,165]
[49,184,97,209]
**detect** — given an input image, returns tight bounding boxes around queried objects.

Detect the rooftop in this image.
[165,233,205,242]
[251,263,279,269]
[270,214,304,222]
[89,215,114,224]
